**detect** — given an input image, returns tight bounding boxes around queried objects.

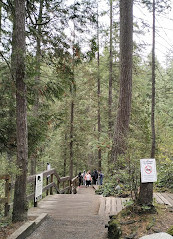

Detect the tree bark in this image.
[69,20,76,179]
[30,0,43,176]
[111,0,133,162]
[108,0,113,139]
[12,0,28,222]
[151,0,156,159]
[138,181,153,205]
[97,5,101,171]
[69,98,74,179]
[138,0,155,206]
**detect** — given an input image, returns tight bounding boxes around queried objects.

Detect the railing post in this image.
[50,174,53,195]
[46,177,49,196]
[57,178,59,193]
[4,176,10,217]
[69,179,72,194]
[34,176,37,207]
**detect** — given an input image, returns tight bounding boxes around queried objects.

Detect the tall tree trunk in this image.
[0,2,2,41]
[108,0,113,139]
[111,0,133,162]
[151,0,156,160]
[30,0,43,176]
[69,94,74,179]
[138,0,155,206]
[12,0,28,222]
[97,5,101,171]
[63,132,67,177]
[69,19,76,179]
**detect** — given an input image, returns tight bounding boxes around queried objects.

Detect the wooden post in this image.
[57,178,59,194]
[46,163,50,196]
[34,176,37,207]
[50,174,53,195]
[46,177,49,196]
[4,176,10,217]
[69,179,72,194]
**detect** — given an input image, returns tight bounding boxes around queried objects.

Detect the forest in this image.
[0,0,173,224]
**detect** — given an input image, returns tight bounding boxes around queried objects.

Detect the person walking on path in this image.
[92,169,98,185]
[82,170,86,185]
[85,171,92,187]
[99,171,104,185]
[78,172,82,187]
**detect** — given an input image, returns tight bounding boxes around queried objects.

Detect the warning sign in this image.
[140,159,157,183]
[35,173,43,202]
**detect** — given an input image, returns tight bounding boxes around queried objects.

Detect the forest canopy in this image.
[0,0,173,222]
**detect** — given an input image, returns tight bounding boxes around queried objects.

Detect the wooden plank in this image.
[71,176,78,182]
[105,197,111,214]
[163,193,173,206]
[167,193,173,201]
[111,198,118,215]
[116,198,123,214]
[154,193,165,204]
[43,182,55,192]
[59,176,70,182]
[27,169,58,183]
[98,197,106,215]
[157,193,172,206]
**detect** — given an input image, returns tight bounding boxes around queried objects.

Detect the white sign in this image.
[35,173,43,202]
[140,158,157,183]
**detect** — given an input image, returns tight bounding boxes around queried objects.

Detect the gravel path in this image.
[26,186,108,239]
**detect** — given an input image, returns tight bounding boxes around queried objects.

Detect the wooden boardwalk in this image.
[154,192,173,206]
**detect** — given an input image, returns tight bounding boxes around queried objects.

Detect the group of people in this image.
[78,169,104,187]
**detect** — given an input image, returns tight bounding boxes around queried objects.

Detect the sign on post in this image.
[35,173,43,202]
[140,158,157,183]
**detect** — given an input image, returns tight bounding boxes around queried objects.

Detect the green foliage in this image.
[167,225,173,236]
[156,158,173,191]
[108,218,121,239]
[95,183,116,197]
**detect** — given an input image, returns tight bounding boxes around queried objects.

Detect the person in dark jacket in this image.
[78,172,82,187]
[92,169,98,185]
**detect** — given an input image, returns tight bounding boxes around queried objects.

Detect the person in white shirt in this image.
[85,172,92,187]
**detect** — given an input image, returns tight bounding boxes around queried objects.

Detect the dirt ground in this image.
[113,203,173,238]
[0,216,36,239]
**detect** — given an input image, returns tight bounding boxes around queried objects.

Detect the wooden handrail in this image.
[0,169,79,215]
[27,169,79,206]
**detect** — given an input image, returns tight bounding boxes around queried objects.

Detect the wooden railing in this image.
[0,169,78,216]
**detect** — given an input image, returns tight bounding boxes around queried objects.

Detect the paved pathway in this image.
[27,186,109,239]
[26,187,173,239]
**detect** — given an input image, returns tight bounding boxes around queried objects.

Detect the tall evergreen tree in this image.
[138,0,156,206]
[111,0,133,162]
[12,0,28,222]
[108,0,113,139]
[97,4,101,171]
[30,0,44,176]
